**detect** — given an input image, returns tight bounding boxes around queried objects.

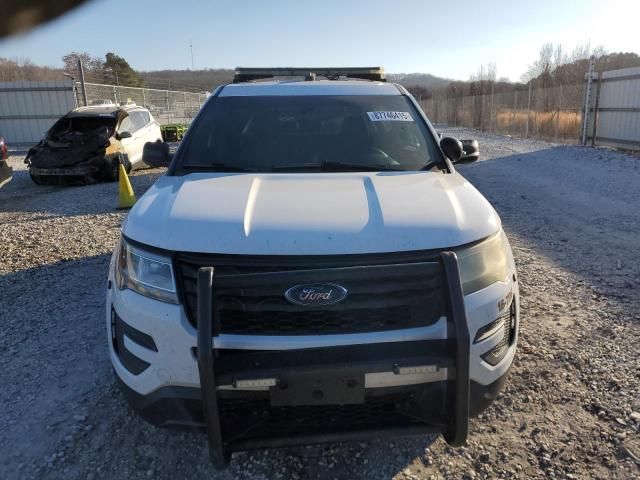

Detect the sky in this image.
[0,0,638,82]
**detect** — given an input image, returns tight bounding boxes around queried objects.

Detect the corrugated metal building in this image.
[585,66,640,151]
[0,80,76,146]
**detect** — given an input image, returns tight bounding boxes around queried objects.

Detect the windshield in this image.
[48,115,116,140]
[174,94,444,173]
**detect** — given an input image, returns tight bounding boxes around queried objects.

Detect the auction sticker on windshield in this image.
[367,111,413,122]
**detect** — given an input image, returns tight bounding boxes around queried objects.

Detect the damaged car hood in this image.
[26,127,113,168]
[124,171,501,255]
[26,108,125,169]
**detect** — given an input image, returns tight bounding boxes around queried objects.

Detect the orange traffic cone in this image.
[117,162,136,209]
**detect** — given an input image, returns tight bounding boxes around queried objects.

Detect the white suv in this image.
[26,104,162,185]
[107,68,519,466]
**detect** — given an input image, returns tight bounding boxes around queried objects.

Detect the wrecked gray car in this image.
[25,104,162,185]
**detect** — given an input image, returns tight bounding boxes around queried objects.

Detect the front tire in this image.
[102,158,120,182]
[29,172,44,185]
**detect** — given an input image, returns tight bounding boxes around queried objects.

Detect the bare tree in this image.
[521,43,555,83]
[62,52,105,82]
[522,42,608,84]
[0,56,62,81]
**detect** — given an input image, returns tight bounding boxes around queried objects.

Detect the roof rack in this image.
[233,67,386,83]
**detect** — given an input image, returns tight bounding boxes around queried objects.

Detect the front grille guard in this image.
[196,252,470,467]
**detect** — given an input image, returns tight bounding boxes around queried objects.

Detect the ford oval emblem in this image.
[284,283,348,306]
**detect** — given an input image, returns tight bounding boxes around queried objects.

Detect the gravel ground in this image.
[1,131,639,479]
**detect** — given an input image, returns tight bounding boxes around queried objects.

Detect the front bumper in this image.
[28,164,102,186]
[29,166,94,176]
[116,366,510,450]
[107,251,519,465]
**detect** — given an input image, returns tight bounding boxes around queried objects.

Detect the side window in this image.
[140,111,151,125]
[129,111,146,132]
[117,115,134,134]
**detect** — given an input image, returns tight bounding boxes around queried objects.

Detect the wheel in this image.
[122,156,132,174]
[101,158,120,182]
[29,172,44,185]
[209,449,231,470]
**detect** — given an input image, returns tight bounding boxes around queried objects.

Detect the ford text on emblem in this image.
[284,283,348,306]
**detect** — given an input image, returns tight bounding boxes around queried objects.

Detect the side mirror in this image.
[459,139,480,163]
[142,141,172,168]
[439,136,463,163]
[118,131,132,139]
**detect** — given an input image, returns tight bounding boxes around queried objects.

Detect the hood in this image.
[123,172,501,255]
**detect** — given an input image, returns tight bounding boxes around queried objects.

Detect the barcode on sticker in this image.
[367,111,413,122]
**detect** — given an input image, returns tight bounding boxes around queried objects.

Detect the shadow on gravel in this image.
[457,145,640,302]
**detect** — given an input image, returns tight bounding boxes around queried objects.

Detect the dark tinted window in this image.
[175,95,443,172]
[49,115,116,139]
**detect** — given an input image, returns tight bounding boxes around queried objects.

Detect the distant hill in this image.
[0,57,63,81]
[138,69,450,91]
[0,58,452,94]
[530,51,640,87]
[3,52,638,97]
[387,72,451,89]
[137,69,452,93]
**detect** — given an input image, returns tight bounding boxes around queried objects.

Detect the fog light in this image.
[481,301,516,366]
[474,315,507,344]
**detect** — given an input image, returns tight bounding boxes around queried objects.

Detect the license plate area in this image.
[31,167,90,176]
[270,369,365,406]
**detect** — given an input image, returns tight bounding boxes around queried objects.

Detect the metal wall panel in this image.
[587,67,640,150]
[0,80,76,145]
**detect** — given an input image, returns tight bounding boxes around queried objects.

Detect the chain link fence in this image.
[73,81,588,143]
[419,83,585,143]
[75,82,208,125]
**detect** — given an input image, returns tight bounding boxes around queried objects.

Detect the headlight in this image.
[115,237,178,303]
[456,231,510,294]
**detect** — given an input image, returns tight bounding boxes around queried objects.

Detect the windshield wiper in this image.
[323,161,403,171]
[272,161,401,172]
[183,162,256,172]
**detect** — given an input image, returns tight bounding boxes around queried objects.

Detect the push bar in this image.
[195,252,470,466]
[196,267,228,467]
[439,252,470,446]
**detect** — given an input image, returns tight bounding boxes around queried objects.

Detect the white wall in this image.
[0,80,76,146]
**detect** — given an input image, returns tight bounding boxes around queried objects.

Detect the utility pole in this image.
[190,40,194,70]
[489,82,495,133]
[62,72,77,108]
[167,80,171,120]
[77,57,88,106]
[525,81,532,138]
[512,90,517,135]
[581,56,596,145]
[591,72,602,147]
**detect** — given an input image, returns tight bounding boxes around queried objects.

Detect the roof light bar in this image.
[233,67,386,83]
